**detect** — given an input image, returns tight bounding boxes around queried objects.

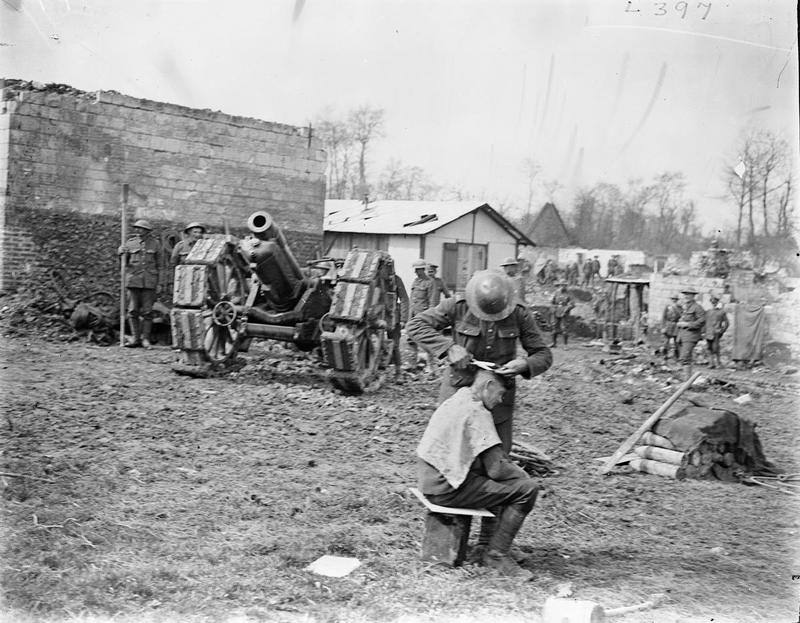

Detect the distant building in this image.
[526,202,572,247]
[324,200,534,294]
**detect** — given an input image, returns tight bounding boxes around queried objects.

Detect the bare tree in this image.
[375,159,441,200]
[348,106,385,196]
[521,158,541,219]
[724,128,795,248]
[314,113,355,199]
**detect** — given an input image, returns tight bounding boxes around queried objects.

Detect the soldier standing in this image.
[500,257,526,304]
[591,255,601,284]
[704,294,729,369]
[676,288,706,379]
[407,259,433,368]
[582,259,593,286]
[550,282,574,347]
[661,294,683,361]
[118,219,163,348]
[171,222,206,266]
[427,263,450,307]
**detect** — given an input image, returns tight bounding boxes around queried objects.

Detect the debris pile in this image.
[0,267,118,343]
[509,440,558,476]
[629,406,777,481]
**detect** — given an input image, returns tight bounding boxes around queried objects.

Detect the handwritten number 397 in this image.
[625,1,712,19]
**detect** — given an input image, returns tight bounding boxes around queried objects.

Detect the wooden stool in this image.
[409,487,494,567]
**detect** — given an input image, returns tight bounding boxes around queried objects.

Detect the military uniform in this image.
[428,276,450,307]
[661,300,683,360]
[170,238,197,266]
[704,303,729,367]
[406,297,552,453]
[409,275,433,317]
[121,232,163,346]
[550,290,574,346]
[677,299,706,367]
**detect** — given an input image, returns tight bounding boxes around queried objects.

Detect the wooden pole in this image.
[119,183,129,347]
[599,370,701,474]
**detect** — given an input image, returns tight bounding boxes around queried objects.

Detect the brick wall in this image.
[0,80,327,294]
[649,273,797,352]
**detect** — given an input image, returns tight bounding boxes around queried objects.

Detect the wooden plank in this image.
[599,371,701,474]
[593,452,638,465]
[409,488,494,517]
[421,513,472,566]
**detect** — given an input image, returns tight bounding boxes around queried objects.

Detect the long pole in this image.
[599,370,701,474]
[119,184,129,347]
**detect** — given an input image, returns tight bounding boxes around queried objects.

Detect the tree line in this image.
[314,106,795,255]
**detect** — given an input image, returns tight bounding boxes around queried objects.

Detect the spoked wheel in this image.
[203,300,241,364]
[171,236,251,377]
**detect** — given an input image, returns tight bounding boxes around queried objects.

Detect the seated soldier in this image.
[416,369,539,577]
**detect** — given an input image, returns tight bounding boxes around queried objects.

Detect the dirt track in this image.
[1,334,799,623]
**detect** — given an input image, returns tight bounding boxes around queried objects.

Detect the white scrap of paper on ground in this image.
[305,555,361,577]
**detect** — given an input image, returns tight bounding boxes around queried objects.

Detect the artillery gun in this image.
[169,211,399,393]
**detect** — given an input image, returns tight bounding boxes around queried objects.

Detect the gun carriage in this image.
[170,211,398,393]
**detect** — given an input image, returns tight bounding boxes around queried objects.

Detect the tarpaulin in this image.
[653,406,777,478]
[732,303,767,362]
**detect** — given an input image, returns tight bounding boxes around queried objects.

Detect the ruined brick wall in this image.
[649,273,797,352]
[0,80,327,294]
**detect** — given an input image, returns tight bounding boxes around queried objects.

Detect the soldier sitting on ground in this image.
[416,369,539,577]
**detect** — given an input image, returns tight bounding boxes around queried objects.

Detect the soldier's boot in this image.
[467,513,498,563]
[482,505,532,579]
[125,317,142,348]
[683,364,693,382]
[550,333,558,348]
[141,319,153,349]
[562,334,568,347]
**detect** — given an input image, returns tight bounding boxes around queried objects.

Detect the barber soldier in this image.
[407,269,552,453]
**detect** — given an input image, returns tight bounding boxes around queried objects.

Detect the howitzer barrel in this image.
[241,211,306,308]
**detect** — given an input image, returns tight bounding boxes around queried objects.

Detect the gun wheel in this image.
[171,237,250,376]
[329,327,385,394]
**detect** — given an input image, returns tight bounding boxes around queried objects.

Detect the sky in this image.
[1,0,798,235]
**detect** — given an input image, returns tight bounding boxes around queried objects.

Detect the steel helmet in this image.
[500,256,518,267]
[132,219,153,231]
[184,222,206,233]
[412,259,427,270]
[465,269,516,321]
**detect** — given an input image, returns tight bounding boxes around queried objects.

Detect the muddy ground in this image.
[1,333,799,623]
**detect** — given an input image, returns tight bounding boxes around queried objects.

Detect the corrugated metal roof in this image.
[324,200,534,244]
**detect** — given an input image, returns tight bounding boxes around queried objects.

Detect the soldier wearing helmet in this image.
[500,256,527,304]
[118,219,163,348]
[407,259,434,369]
[407,269,551,570]
[171,222,206,267]
[407,269,551,451]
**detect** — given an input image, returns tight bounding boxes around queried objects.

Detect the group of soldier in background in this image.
[661,289,729,379]
[118,220,207,348]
